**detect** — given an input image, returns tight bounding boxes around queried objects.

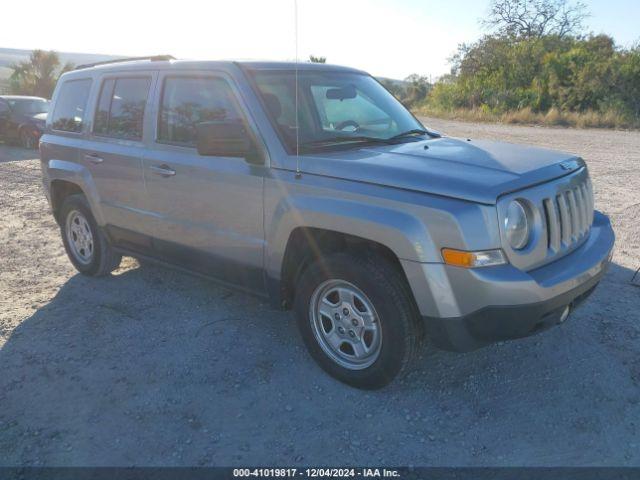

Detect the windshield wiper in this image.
[300,129,440,152]
[301,136,392,149]
[386,129,430,141]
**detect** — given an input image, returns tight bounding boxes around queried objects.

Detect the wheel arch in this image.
[50,179,86,224]
[264,194,439,310]
[46,159,105,226]
[273,227,413,310]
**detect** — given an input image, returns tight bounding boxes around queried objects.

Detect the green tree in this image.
[9,50,74,98]
[379,75,432,108]
[403,74,432,106]
[616,45,640,117]
[483,0,589,39]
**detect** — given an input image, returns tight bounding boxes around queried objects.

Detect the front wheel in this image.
[294,253,422,389]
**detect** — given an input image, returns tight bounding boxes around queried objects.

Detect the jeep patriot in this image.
[40,57,615,388]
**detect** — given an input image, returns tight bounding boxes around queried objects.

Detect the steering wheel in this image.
[334,120,360,132]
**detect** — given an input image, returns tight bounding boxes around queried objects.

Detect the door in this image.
[142,73,266,292]
[80,74,155,237]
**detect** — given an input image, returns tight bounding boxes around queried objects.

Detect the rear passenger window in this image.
[94,79,115,136]
[94,77,150,140]
[158,77,243,146]
[51,79,92,133]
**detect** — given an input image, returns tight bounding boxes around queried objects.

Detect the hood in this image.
[298,137,584,204]
[32,112,47,122]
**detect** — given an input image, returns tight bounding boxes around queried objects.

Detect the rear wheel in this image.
[59,194,122,276]
[294,252,422,389]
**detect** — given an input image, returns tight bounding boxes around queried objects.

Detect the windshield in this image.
[9,99,50,115]
[250,71,425,152]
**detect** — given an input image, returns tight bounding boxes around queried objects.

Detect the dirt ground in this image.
[1,118,639,467]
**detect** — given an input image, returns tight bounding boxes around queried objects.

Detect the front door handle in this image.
[84,153,104,164]
[150,164,176,177]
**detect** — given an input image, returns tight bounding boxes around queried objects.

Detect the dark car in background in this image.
[0,95,50,148]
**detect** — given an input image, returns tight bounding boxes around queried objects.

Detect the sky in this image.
[1,0,639,80]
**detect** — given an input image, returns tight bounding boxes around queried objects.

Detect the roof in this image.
[67,58,366,75]
[237,61,365,74]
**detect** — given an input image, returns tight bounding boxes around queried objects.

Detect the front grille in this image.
[497,164,593,271]
[541,177,593,254]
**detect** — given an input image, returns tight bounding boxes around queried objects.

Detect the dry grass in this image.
[415,106,639,130]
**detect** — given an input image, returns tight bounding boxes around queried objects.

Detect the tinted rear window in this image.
[94,77,150,140]
[51,79,92,132]
[158,76,243,146]
[8,99,49,115]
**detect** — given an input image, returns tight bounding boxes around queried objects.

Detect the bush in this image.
[421,34,640,129]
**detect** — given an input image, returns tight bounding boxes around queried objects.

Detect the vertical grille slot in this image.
[557,193,571,245]
[543,198,561,252]
[566,190,579,241]
[574,186,586,235]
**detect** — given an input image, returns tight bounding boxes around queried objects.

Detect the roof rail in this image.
[74,55,175,70]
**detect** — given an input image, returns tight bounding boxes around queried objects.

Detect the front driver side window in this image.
[157,76,244,147]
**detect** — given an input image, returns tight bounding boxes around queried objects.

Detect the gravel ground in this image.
[0,119,639,467]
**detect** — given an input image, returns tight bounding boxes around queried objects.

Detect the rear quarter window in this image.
[51,79,93,133]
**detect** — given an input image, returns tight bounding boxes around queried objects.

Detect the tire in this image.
[19,128,36,149]
[294,252,422,389]
[59,194,122,276]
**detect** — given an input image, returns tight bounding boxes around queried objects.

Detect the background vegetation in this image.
[417,0,640,128]
[7,50,74,98]
[0,48,122,96]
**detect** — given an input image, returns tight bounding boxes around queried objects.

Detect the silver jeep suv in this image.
[40,57,615,389]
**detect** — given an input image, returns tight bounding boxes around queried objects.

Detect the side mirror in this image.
[196,121,262,164]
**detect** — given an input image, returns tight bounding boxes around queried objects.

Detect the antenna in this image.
[294,0,301,179]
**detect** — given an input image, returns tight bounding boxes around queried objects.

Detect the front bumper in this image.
[403,211,615,352]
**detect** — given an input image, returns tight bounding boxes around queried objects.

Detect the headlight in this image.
[505,200,530,250]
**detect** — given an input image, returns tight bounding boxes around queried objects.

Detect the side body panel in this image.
[137,68,268,292]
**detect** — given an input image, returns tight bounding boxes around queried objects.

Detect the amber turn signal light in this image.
[441,248,507,268]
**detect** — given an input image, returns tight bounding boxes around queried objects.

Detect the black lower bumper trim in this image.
[424,268,605,352]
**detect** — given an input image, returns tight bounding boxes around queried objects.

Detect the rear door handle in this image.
[150,164,176,177]
[84,153,104,164]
